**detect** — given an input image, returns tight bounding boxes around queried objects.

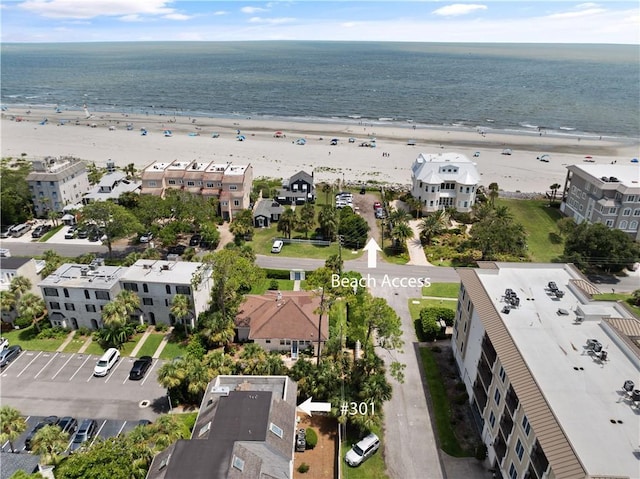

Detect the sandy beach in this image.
[1,108,638,193]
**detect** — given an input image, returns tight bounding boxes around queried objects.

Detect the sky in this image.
[1,0,638,44]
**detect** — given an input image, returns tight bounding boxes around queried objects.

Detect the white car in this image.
[271,240,284,254]
[93,348,120,376]
[139,232,153,243]
[345,433,380,467]
[0,337,8,352]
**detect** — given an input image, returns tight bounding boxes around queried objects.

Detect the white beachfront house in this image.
[410,152,480,213]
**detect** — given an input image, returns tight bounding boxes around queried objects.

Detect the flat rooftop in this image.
[224,164,249,176]
[145,162,171,172]
[40,263,125,289]
[570,163,640,189]
[475,263,639,478]
[119,260,207,284]
[416,152,473,164]
[205,163,230,173]
[167,161,191,171]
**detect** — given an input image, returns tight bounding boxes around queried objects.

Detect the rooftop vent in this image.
[609,177,619,182]
[601,176,609,182]
[211,386,229,396]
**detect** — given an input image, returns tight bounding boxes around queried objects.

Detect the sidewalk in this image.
[129,327,152,357]
[56,330,76,352]
[406,219,431,266]
[152,327,174,359]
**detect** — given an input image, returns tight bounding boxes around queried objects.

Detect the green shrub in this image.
[454,391,469,405]
[475,443,488,461]
[431,345,442,353]
[297,463,310,473]
[36,326,68,340]
[14,317,31,329]
[268,279,279,290]
[155,324,169,332]
[263,268,291,280]
[135,323,148,333]
[77,326,92,337]
[305,428,318,449]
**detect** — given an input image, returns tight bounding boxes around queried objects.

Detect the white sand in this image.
[2,108,638,193]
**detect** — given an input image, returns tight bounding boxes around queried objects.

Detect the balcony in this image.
[499,407,514,440]
[481,334,497,366]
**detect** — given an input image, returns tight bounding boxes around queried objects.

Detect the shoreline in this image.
[2,106,638,194]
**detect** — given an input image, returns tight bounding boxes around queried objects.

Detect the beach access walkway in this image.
[406,219,431,266]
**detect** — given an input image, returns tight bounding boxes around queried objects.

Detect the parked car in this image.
[10,223,31,237]
[93,348,120,376]
[271,240,284,254]
[64,226,77,239]
[31,224,51,238]
[137,419,152,427]
[345,433,380,467]
[0,225,15,238]
[88,227,103,242]
[189,234,202,247]
[69,419,97,452]
[129,356,152,380]
[0,345,22,368]
[373,201,382,210]
[25,416,59,450]
[199,238,214,249]
[0,337,8,352]
[76,228,89,239]
[57,416,78,435]
[375,209,386,219]
[167,244,187,255]
[139,232,153,243]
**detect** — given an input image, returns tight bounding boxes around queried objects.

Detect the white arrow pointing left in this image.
[297,397,331,417]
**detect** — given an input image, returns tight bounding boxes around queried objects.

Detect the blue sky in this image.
[1,1,638,43]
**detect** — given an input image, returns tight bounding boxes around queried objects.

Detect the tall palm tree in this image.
[47,210,61,227]
[10,276,32,298]
[387,206,412,226]
[419,210,448,245]
[0,405,27,453]
[185,360,213,400]
[101,301,127,327]
[116,290,141,322]
[405,196,423,219]
[31,425,69,465]
[549,183,562,204]
[157,360,187,391]
[488,182,499,206]
[321,182,332,204]
[171,294,192,336]
[277,208,296,239]
[318,205,338,241]
[0,291,17,317]
[391,222,414,251]
[17,293,46,332]
[123,163,138,180]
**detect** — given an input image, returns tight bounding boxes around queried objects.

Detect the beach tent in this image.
[188,132,199,137]
[502,148,512,155]
[632,158,638,163]
[330,138,339,145]
[538,154,551,162]
[212,133,220,138]
[407,139,416,146]
[274,131,284,138]
[126,123,134,130]
[39,118,48,125]
[141,129,148,136]
[236,135,246,141]
[295,138,306,145]
[109,125,116,131]
[348,137,356,143]
[164,130,172,137]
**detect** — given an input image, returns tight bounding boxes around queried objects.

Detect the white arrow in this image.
[297,397,331,417]
[363,238,382,269]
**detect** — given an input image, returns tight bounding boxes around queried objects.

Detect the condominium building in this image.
[453,262,639,479]
[26,156,90,216]
[118,259,213,328]
[140,160,253,220]
[0,257,43,324]
[560,163,640,240]
[410,153,479,213]
[39,259,213,330]
[82,171,141,205]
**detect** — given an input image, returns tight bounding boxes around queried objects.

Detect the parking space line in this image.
[0,350,27,375]
[117,421,128,436]
[70,355,92,381]
[52,353,75,380]
[33,352,59,379]
[104,357,124,384]
[140,359,158,386]
[16,351,43,377]
[92,420,107,446]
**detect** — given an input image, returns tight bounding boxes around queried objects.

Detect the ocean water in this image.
[1,41,638,138]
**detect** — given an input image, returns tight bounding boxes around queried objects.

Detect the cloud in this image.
[213,10,228,16]
[18,0,176,19]
[248,16,295,25]
[546,3,606,20]
[241,6,268,15]
[164,13,191,21]
[432,4,487,17]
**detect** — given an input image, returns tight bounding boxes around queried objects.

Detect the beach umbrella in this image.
[274,131,284,137]
[164,130,172,137]
[296,138,306,145]
[236,135,246,141]
[632,158,638,163]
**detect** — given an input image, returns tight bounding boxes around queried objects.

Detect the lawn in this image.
[341,424,389,479]
[2,326,68,352]
[249,279,295,294]
[159,338,189,360]
[408,298,457,320]
[592,293,640,317]
[83,340,107,356]
[419,347,468,457]
[135,333,165,357]
[495,198,564,262]
[63,334,91,353]
[251,226,343,259]
[422,282,460,298]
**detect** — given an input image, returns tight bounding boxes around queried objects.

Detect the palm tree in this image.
[419,210,449,245]
[199,311,235,348]
[47,210,61,227]
[157,360,187,391]
[321,182,332,204]
[202,350,234,375]
[10,276,32,298]
[185,361,213,400]
[391,222,414,251]
[116,290,141,323]
[150,415,185,450]
[123,163,138,180]
[317,205,338,241]
[277,208,296,239]
[0,291,16,318]
[0,405,27,453]
[101,301,127,327]
[387,206,412,226]
[549,183,561,204]
[171,294,192,336]
[31,425,69,465]
[405,196,423,219]
[17,293,47,332]
[488,182,499,206]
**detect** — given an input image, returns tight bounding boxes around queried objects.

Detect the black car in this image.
[57,416,78,434]
[0,345,22,367]
[31,224,51,238]
[69,419,97,452]
[189,234,202,247]
[25,416,59,450]
[137,419,152,427]
[167,244,186,255]
[129,356,152,380]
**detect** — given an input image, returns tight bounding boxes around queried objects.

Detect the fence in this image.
[275,237,331,247]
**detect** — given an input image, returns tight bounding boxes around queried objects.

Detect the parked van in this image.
[345,433,380,467]
[271,240,284,254]
[93,348,120,376]
[10,223,31,238]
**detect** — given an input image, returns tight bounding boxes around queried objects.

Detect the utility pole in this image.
[338,234,343,274]
[316,286,325,366]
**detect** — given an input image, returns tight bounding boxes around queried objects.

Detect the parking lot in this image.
[0,349,169,449]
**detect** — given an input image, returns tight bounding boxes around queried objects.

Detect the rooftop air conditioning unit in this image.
[210,386,230,396]
[142,264,152,269]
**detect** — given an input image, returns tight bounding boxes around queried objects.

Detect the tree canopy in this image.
[1,157,32,224]
[80,201,141,256]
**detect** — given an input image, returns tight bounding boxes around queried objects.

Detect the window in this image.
[233,200,240,207]
[609,207,618,215]
[44,288,59,297]
[64,303,75,311]
[206,182,214,188]
[148,181,157,187]
[489,411,496,428]
[522,416,531,435]
[221,201,228,206]
[165,299,170,307]
[606,219,614,227]
[63,288,69,298]
[167,179,177,185]
[49,302,60,310]
[508,462,518,479]
[499,366,506,382]
[628,195,636,202]
[269,422,284,438]
[515,439,524,461]
[86,304,97,312]
[494,389,501,405]
[429,200,434,207]
[620,220,628,229]
[142,298,153,306]
[143,283,148,293]
[630,221,638,230]
[232,456,245,472]
[187,181,195,187]
[229,185,238,190]
[95,291,110,300]
[623,208,631,216]
[123,282,139,292]
[176,285,191,295]
[431,186,436,193]
[165,285,171,294]
[84,290,90,299]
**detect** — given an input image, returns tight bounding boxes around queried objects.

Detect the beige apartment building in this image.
[26,156,90,216]
[140,160,252,220]
[452,262,639,479]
